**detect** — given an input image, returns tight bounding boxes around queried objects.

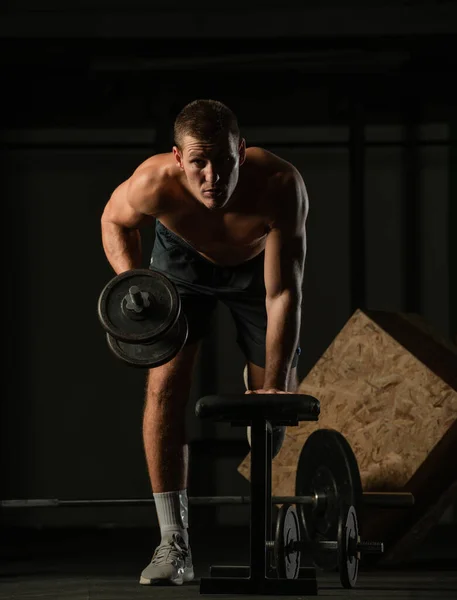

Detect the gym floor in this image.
[1,524,456,599]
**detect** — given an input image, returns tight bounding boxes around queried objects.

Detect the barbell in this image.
[0,491,412,509]
[1,427,414,544]
[0,430,413,513]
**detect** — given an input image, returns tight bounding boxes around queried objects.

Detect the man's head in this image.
[173,99,246,210]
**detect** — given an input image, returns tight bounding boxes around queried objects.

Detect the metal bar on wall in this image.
[2,141,453,151]
[348,95,366,312]
[402,106,421,313]
[450,121,457,346]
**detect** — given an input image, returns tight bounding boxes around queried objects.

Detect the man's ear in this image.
[238,138,247,166]
[173,146,184,170]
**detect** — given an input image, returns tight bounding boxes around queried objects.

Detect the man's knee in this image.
[145,342,200,405]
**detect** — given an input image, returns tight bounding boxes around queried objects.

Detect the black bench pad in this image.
[195,394,320,424]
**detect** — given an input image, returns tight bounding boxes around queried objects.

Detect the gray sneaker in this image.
[139,533,194,586]
[243,365,286,458]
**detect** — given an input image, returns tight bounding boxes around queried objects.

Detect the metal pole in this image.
[402,102,421,313]
[348,92,366,312]
[0,492,413,509]
[3,140,454,151]
[450,120,457,347]
[249,419,270,581]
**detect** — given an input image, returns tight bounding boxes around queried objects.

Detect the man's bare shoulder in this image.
[244,147,307,227]
[245,146,299,177]
[243,147,305,202]
[131,152,180,190]
[127,153,181,214]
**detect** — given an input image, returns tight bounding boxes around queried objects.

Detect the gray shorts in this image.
[150,220,300,368]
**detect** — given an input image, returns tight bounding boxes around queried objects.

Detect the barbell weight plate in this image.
[274,504,301,580]
[106,312,188,368]
[295,429,363,571]
[338,505,359,589]
[98,269,181,343]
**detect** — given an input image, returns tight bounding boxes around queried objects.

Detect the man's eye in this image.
[193,159,205,166]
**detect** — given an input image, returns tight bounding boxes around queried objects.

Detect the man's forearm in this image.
[101,221,142,274]
[264,290,302,390]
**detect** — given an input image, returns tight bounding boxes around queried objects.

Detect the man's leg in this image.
[143,341,201,492]
[140,341,201,586]
[144,221,219,583]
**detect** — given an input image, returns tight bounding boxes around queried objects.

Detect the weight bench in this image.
[195,393,320,595]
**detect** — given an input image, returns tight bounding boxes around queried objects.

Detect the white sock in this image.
[153,489,189,547]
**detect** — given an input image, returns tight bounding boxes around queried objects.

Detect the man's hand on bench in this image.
[245,389,296,395]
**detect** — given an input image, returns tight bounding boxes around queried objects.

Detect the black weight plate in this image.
[295,429,362,571]
[98,269,180,343]
[274,504,301,580]
[106,312,188,368]
[338,505,359,589]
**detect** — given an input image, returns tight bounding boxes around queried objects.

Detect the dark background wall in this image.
[1,2,456,531]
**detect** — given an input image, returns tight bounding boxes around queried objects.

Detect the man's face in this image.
[173,132,246,210]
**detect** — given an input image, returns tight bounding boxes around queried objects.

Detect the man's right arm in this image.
[101,172,157,275]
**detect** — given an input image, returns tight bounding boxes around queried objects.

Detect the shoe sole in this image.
[139,569,194,586]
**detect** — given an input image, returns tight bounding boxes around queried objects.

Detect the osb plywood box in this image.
[238,309,457,563]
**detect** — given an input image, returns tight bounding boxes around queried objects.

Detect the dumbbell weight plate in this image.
[295,429,363,571]
[106,312,188,368]
[98,269,181,343]
[274,504,301,580]
[338,505,359,589]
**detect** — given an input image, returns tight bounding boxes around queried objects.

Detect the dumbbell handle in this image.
[317,540,384,555]
[266,539,384,555]
[129,286,144,308]
[357,541,384,554]
[124,286,151,314]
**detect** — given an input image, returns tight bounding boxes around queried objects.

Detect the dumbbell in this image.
[273,504,383,587]
[97,269,188,367]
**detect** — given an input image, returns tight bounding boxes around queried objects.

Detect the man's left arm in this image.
[262,168,309,392]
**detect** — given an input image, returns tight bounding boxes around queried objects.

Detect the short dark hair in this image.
[173,99,240,149]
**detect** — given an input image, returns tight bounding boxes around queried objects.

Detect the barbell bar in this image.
[0,491,413,509]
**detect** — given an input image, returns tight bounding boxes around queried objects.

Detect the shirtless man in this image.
[100,99,309,585]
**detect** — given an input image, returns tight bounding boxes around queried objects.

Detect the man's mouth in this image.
[203,188,224,196]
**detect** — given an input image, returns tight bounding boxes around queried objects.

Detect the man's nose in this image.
[205,166,220,184]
